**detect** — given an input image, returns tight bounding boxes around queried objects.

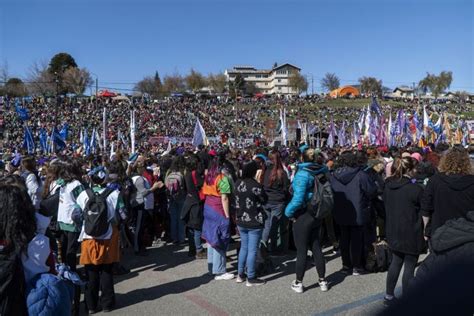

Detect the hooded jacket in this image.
[330,166,377,226]
[421,173,474,236]
[383,177,425,255]
[285,162,328,218]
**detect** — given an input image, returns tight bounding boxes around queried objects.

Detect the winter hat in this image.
[411,152,423,162]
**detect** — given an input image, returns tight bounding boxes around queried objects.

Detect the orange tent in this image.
[329,86,360,98]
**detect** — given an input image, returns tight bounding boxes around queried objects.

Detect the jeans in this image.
[238,226,263,280]
[169,199,185,243]
[85,264,115,311]
[261,203,286,252]
[187,228,203,253]
[207,245,227,275]
[293,212,326,281]
[386,251,419,296]
[340,225,364,270]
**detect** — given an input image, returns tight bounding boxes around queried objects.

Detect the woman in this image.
[329,151,377,276]
[165,156,187,244]
[0,183,36,316]
[421,147,474,238]
[77,166,125,313]
[201,156,234,280]
[129,156,160,254]
[182,154,205,258]
[235,160,268,286]
[383,157,425,305]
[285,148,329,293]
[262,149,289,254]
[21,156,42,211]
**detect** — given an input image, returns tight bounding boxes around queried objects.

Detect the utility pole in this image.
[95,77,98,97]
[311,75,314,95]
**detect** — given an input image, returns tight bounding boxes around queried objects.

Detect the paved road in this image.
[84,242,401,316]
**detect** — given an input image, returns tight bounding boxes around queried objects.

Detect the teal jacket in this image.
[285,162,328,218]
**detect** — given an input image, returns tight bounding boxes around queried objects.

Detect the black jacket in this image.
[383,177,425,255]
[263,164,290,204]
[421,173,474,236]
[330,166,377,226]
[235,178,268,229]
[181,170,204,230]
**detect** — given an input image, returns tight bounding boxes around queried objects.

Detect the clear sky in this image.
[0,0,473,93]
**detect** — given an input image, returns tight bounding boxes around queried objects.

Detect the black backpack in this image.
[307,173,334,220]
[83,188,113,238]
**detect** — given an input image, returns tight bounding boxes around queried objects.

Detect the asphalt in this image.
[81,242,405,316]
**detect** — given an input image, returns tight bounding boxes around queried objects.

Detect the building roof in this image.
[393,86,414,93]
[272,63,301,71]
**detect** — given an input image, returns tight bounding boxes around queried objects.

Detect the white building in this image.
[392,86,415,99]
[224,63,302,96]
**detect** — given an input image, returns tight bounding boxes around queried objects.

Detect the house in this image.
[224,63,302,96]
[393,86,415,99]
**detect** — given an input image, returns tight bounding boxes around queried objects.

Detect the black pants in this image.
[293,212,326,282]
[85,264,115,311]
[340,225,364,270]
[386,250,419,296]
[59,230,80,271]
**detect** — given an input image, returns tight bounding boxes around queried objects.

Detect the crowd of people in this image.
[1,136,474,315]
[1,96,472,153]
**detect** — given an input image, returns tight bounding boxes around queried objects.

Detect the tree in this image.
[207,73,227,94]
[244,82,259,96]
[27,60,56,97]
[185,68,207,92]
[162,73,185,95]
[358,76,383,96]
[48,53,77,75]
[63,67,93,95]
[154,71,162,87]
[229,73,246,98]
[5,78,27,97]
[418,71,453,98]
[134,76,162,98]
[321,73,340,92]
[289,72,308,95]
[0,62,8,96]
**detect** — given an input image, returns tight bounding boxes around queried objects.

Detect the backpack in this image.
[307,174,334,220]
[83,188,113,238]
[165,172,184,198]
[366,240,392,272]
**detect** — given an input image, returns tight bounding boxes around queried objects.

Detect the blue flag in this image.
[59,123,69,141]
[52,127,66,151]
[23,125,35,154]
[370,96,382,116]
[15,99,29,121]
[39,128,48,153]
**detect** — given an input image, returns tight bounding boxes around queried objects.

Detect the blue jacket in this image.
[285,162,328,218]
[26,273,74,316]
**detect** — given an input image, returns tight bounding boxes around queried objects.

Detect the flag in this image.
[59,123,69,141]
[423,106,432,138]
[192,118,209,147]
[337,121,346,147]
[278,108,288,146]
[327,118,335,148]
[162,141,172,156]
[23,125,35,154]
[52,127,66,151]
[90,128,97,154]
[433,114,443,135]
[370,96,382,116]
[15,99,29,121]
[84,128,90,156]
[102,108,107,153]
[39,128,48,153]
[110,141,115,160]
[130,110,136,154]
[364,105,371,140]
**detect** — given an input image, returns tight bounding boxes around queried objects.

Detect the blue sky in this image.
[0,0,473,92]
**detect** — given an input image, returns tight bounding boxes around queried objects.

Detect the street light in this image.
[304,73,314,95]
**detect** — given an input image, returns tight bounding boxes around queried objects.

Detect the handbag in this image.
[39,186,60,217]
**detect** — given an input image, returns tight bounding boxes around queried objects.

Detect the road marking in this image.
[313,292,384,316]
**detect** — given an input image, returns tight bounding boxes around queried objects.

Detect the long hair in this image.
[438,147,472,175]
[391,157,416,179]
[205,157,222,185]
[269,150,284,186]
[42,161,61,198]
[0,184,37,253]
[241,160,258,179]
[22,156,40,184]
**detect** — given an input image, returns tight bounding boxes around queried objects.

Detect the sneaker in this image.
[352,268,364,276]
[341,266,352,274]
[236,275,246,283]
[319,280,329,292]
[195,251,207,260]
[214,272,234,281]
[383,296,398,307]
[246,278,266,287]
[291,280,304,294]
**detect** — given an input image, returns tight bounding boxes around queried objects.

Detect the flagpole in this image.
[103,107,107,154]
